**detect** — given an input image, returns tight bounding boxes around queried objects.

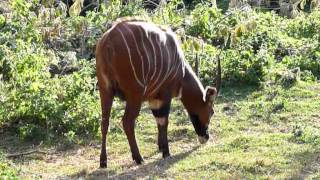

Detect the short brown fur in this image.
[96,18,221,168]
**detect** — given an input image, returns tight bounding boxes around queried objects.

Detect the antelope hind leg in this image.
[122,101,144,164]
[99,89,114,168]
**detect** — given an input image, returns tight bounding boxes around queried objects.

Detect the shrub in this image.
[0,38,100,139]
[221,48,271,85]
[285,11,320,39]
[186,3,221,40]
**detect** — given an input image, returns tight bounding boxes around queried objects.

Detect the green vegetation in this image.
[0,151,18,179]
[0,0,319,178]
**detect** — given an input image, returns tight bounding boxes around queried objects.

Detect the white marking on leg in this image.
[149,99,163,109]
[116,27,144,88]
[156,117,166,126]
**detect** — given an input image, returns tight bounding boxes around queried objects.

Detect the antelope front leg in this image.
[123,101,144,164]
[151,101,171,158]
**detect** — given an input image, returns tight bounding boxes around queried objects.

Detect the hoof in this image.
[100,161,107,168]
[133,155,144,165]
[162,151,170,159]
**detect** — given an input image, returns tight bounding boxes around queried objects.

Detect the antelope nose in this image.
[198,135,209,144]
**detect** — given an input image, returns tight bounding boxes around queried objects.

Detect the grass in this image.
[0,81,320,179]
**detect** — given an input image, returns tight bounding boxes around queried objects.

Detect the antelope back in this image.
[96,18,186,100]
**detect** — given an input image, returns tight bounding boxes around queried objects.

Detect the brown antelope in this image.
[95,17,221,168]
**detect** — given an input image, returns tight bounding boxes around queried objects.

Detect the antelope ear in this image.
[203,86,217,102]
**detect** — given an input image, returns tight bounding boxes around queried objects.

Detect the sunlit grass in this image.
[2,81,319,179]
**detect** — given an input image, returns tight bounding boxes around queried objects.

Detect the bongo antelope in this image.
[95,17,221,168]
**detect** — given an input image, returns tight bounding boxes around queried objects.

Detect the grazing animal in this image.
[95,17,221,168]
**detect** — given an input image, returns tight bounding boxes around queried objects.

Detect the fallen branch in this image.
[6,149,48,158]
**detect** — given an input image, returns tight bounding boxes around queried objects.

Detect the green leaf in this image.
[0,15,5,28]
[69,0,84,17]
[193,39,201,52]
[235,24,246,37]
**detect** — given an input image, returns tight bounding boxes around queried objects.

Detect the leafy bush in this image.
[151,0,185,28]
[186,3,221,40]
[0,1,100,140]
[219,48,271,85]
[282,54,320,79]
[285,11,320,39]
[0,39,100,139]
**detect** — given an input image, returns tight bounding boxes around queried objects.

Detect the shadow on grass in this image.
[288,149,320,179]
[0,128,100,164]
[0,129,44,156]
[67,145,200,180]
[218,85,260,103]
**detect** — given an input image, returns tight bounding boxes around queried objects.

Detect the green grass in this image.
[0,81,320,179]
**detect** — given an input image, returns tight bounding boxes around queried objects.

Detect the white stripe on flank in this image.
[177,87,183,99]
[144,35,157,96]
[168,45,179,77]
[152,39,164,90]
[138,27,150,84]
[169,30,186,77]
[146,35,156,83]
[115,27,144,88]
[149,37,164,94]
[149,44,171,95]
[114,21,187,97]
[149,35,158,85]
[164,46,171,76]
[166,46,177,77]
[167,47,180,82]
[169,58,182,82]
[123,24,146,85]
[137,27,150,95]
